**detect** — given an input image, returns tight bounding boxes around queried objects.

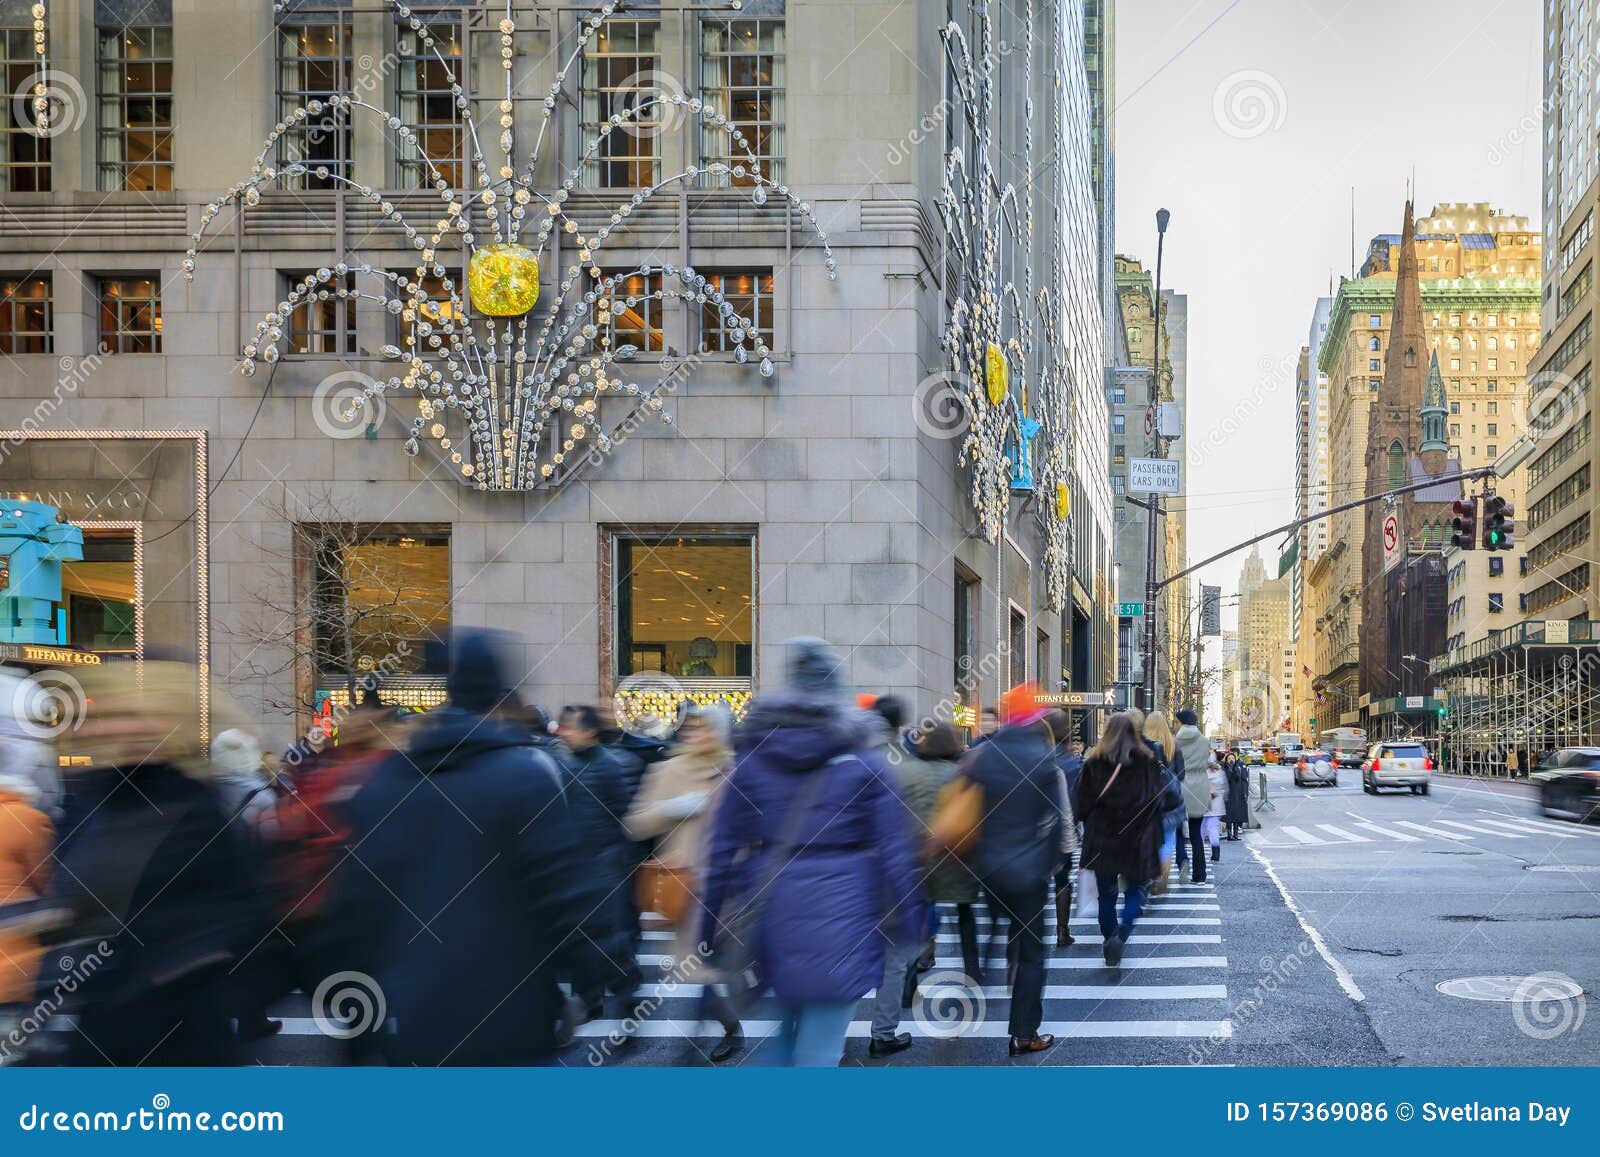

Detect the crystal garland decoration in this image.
[939,5,1072,609]
[187,0,837,492]
[28,1,48,135]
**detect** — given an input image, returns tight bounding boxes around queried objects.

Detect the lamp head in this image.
[1156,208,1171,234]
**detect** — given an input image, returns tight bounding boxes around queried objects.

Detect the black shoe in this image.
[709,1026,744,1063]
[1008,1033,1056,1056]
[1104,933,1126,967]
[869,1032,913,1058]
[1212,845,1221,862]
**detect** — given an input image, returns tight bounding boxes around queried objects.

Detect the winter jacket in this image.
[1224,761,1250,825]
[1175,725,1214,818]
[0,775,52,1004]
[1077,748,1166,882]
[966,722,1066,893]
[888,752,977,903]
[332,708,591,1064]
[1207,765,1227,817]
[700,691,923,1002]
[47,763,268,1064]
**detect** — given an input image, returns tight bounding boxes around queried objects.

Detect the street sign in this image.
[1117,602,1144,618]
[1546,619,1571,644]
[1199,585,1221,636]
[1128,457,1180,494]
[1405,695,1425,709]
[1381,511,1402,572]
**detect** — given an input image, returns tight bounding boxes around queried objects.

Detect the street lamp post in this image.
[1141,207,1171,712]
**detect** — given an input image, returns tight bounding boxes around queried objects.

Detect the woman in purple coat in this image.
[700,638,924,1066]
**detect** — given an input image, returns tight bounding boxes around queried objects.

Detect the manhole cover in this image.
[1437,975,1585,1003]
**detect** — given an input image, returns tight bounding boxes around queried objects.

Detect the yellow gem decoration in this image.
[1055,482,1071,520]
[467,243,541,316]
[985,341,1008,406]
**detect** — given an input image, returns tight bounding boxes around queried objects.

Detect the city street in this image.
[244,768,1593,1069]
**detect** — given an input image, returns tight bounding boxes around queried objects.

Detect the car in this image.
[1531,748,1600,823]
[1262,746,1280,765]
[1293,754,1338,787]
[1239,744,1264,765]
[1361,741,1433,795]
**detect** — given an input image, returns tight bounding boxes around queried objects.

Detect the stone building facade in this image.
[0,0,1115,748]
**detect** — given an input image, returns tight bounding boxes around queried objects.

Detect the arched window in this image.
[1387,441,1405,490]
[1404,347,1417,368]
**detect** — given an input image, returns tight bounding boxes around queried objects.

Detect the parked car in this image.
[1361,741,1433,795]
[1531,748,1600,823]
[1293,753,1338,787]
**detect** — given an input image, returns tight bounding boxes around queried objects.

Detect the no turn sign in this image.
[1382,510,1402,571]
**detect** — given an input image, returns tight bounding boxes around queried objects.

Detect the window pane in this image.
[311,527,450,683]
[277,21,351,189]
[581,19,659,189]
[97,24,176,191]
[98,277,162,354]
[1,26,52,191]
[396,16,464,189]
[0,276,53,354]
[615,535,754,681]
[700,18,784,185]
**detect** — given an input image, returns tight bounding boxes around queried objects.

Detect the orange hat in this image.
[999,682,1047,726]
[856,693,879,710]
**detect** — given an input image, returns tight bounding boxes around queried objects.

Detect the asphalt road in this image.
[1236,764,1600,1065]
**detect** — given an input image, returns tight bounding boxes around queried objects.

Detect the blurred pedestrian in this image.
[700,638,922,1067]
[1223,752,1249,839]
[908,724,981,981]
[559,703,640,1020]
[46,663,268,1065]
[1203,758,1225,863]
[1046,710,1084,947]
[0,670,61,819]
[0,768,52,1043]
[210,728,276,825]
[965,684,1066,1056]
[330,630,590,1064]
[1077,713,1168,967]
[623,704,742,1063]
[1173,710,1213,884]
[1140,709,1184,892]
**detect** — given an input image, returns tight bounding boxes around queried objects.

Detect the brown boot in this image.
[1009,1033,1057,1056]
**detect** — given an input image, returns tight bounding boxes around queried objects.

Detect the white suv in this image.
[1361,741,1434,795]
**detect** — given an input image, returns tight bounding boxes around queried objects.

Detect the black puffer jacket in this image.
[1077,748,1166,883]
[966,722,1065,893]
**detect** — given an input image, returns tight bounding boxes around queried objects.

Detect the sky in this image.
[1113,0,1544,639]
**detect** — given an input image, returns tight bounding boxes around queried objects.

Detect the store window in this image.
[276,18,351,189]
[63,531,137,654]
[954,563,979,710]
[605,272,664,351]
[700,18,785,184]
[611,531,754,685]
[96,23,175,191]
[700,270,775,353]
[1036,628,1049,692]
[395,14,464,188]
[98,277,161,353]
[581,18,660,188]
[0,27,50,191]
[307,525,451,700]
[0,276,52,354]
[1008,605,1027,688]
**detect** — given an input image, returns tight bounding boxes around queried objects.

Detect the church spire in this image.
[1381,198,1426,411]
[1420,349,1448,455]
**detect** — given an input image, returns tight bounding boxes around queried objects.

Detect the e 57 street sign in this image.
[1128,457,1180,494]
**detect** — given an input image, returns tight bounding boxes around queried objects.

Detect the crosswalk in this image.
[1250,808,1591,850]
[250,873,1238,1065]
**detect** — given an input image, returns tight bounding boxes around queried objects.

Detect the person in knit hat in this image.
[963,683,1067,1056]
[699,637,922,1066]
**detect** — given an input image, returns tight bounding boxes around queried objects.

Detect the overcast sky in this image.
[1114,0,1543,636]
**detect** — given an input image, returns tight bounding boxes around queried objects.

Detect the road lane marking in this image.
[936,932,1221,944]
[856,984,1228,1001]
[1392,820,1473,840]
[1433,818,1521,837]
[1314,824,1372,842]
[1279,825,1330,845]
[1469,814,1581,839]
[1247,844,1365,1003]
[1346,818,1423,842]
[1476,811,1598,838]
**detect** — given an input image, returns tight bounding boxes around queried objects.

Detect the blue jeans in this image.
[769,1000,856,1067]
[1094,871,1149,941]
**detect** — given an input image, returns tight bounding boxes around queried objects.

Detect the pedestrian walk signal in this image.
[1482,494,1514,551]
[1450,497,1477,550]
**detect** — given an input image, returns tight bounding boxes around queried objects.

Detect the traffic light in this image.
[1450,498,1477,550]
[1483,494,1515,551]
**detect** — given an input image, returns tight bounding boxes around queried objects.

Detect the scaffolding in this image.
[1430,619,1600,776]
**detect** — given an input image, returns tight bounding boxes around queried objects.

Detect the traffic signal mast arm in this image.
[1156,466,1501,592]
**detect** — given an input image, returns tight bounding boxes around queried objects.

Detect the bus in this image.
[1319,726,1368,768]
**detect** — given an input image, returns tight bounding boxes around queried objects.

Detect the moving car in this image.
[1531,748,1600,823]
[1293,752,1338,787]
[1239,744,1264,765]
[1262,745,1280,764]
[1361,740,1433,795]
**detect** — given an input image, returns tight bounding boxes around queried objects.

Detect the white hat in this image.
[210,727,265,781]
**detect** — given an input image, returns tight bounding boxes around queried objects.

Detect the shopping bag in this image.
[1075,867,1099,920]
[635,860,695,927]
[927,775,983,857]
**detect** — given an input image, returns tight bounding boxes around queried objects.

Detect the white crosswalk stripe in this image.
[1312,824,1371,843]
[1392,820,1473,840]
[1433,818,1521,837]
[1348,819,1422,842]
[1278,825,1330,845]
[1476,811,1593,838]
[1470,814,1580,839]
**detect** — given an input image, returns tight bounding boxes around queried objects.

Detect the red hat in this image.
[999,683,1047,727]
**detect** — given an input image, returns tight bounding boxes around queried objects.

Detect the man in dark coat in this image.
[966,684,1065,1056]
[332,630,592,1065]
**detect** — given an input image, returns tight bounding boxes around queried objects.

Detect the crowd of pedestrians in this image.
[0,629,1249,1068]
